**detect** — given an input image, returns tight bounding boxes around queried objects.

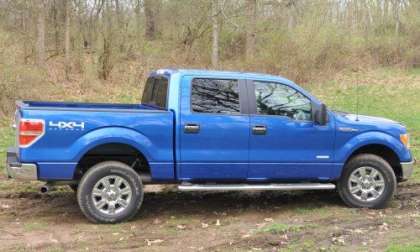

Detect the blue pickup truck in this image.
[6,69,414,223]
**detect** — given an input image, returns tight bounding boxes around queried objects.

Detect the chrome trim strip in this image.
[338,127,359,132]
[401,160,415,180]
[16,101,168,113]
[178,183,336,191]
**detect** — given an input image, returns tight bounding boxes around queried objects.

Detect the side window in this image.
[191,78,240,114]
[254,81,312,121]
[141,77,169,109]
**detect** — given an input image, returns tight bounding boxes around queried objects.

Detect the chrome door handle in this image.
[184,123,200,133]
[252,125,267,135]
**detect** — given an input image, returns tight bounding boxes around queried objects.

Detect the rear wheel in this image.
[338,154,396,209]
[77,161,144,223]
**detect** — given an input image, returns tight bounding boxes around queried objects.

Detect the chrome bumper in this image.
[401,159,415,180]
[6,147,38,180]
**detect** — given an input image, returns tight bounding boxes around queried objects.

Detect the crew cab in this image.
[6,69,414,223]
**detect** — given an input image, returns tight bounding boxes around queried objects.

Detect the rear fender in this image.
[71,127,154,162]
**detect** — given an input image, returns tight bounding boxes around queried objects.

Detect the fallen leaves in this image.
[176,224,186,230]
[331,235,346,246]
[145,239,164,246]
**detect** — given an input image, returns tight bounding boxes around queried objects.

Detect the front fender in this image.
[336,131,412,163]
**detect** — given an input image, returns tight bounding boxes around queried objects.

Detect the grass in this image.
[386,244,420,252]
[310,68,420,181]
[259,223,304,234]
[23,220,49,232]
[0,126,13,172]
[0,67,419,180]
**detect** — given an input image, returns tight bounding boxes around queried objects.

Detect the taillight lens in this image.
[19,119,45,147]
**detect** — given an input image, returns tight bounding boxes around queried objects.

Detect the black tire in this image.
[338,154,396,209]
[77,161,144,223]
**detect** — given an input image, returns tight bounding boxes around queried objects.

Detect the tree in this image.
[245,0,256,62]
[98,0,113,80]
[65,0,71,80]
[144,0,159,40]
[36,0,46,66]
[211,0,220,68]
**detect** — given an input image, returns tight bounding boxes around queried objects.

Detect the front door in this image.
[179,76,249,181]
[247,80,335,181]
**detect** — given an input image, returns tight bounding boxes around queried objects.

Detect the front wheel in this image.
[77,161,144,223]
[338,154,396,209]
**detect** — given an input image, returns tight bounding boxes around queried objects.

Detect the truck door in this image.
[247,80,336,181]
[179,76,249,180]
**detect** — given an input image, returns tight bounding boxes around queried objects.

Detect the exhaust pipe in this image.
[40,185,50,193]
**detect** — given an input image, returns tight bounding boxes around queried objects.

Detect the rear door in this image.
[247,80,335,181]
[178,76,249,181]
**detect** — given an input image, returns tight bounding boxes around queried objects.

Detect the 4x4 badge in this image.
[48,121,85,131]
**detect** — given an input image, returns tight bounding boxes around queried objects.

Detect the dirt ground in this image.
[1,177,420,252]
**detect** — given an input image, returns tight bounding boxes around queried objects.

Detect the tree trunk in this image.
[21,0,29,64]
[115,0,125,52]
[64,0,71,80]
[36,0,46,66]
[99,0,113,80]
[52,0,60,55]
[287,0,296,30]
[144,0,157,40]
[245,0,257,62]
[135,0,142,42]
[393,0,401,36]
[211,0,219,69]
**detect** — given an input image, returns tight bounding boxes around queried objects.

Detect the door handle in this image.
[184,123,200,133]
[252,125,267,135]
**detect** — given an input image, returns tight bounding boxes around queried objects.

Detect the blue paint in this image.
[12,69,412,183]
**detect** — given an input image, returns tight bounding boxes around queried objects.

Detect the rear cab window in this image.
[141,76,169,109]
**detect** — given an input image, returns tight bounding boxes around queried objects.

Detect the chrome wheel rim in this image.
[348,166,385,202]
[91,175,132,215]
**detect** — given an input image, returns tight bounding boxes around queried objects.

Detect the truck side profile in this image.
[6,69,415,223]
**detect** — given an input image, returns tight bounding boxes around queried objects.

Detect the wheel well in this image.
[346,144,402,180]
[73,143,151,180]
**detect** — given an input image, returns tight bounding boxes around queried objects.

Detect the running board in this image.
[178,183,336,191]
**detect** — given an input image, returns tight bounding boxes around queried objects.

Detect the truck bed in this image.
[15,100,175,181]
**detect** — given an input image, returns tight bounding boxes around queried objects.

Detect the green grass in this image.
[259,223,303,234]
[23,220,49,232]
[310,68,420,181]
[387,243,420,252]
[0,126,14,172]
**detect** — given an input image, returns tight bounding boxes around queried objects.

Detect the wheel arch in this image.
[343,144,402,181]
[73,142,151,181]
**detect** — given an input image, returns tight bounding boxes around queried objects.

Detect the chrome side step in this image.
[178,183,336,191]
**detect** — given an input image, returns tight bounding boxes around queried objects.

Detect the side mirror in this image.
[314,103,328,125]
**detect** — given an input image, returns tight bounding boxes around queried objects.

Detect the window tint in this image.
[254,81,312,120]
[191,78,240,114]
[141,77,168,109]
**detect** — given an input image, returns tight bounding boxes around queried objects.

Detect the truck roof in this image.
[152,68,295,85]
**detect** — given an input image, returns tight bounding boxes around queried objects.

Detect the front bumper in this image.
[401,159,416,180]
[6,147,38,180]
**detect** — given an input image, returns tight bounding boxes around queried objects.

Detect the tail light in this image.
[19,119,45,148]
